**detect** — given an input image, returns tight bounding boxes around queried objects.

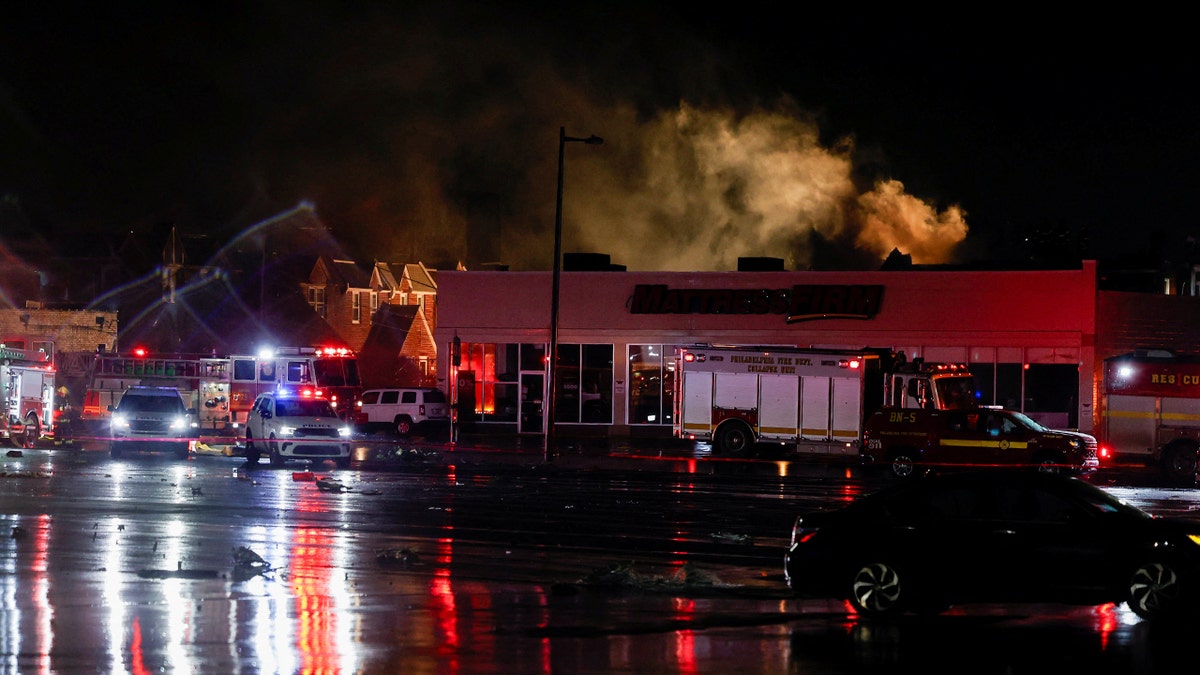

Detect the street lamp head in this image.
[562,129,604,146]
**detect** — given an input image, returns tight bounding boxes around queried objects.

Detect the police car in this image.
[242,387,352,468]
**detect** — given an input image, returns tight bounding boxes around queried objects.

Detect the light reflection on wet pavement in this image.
[0,440,1196,673]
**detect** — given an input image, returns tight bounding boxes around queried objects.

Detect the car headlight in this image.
[1068,438,1081,449]
[170,416,187,431]
[338,426,352,438]
[280,426,296,437]
[111,413,130,430]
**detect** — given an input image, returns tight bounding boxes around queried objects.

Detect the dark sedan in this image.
[784,471,1200,620]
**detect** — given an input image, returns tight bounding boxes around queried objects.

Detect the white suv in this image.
[243,388,352,468]
[109,386,197,459]
[354,387,450,436]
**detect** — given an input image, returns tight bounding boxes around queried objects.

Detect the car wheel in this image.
[245,435,260,464]
[849,562,904,616]
[334,456,351,470]
[887,451,916,479]
[268,435,284,467]
[1034,453,1062,473]
[110,443,123,459]
[175,442,190,460]
[395,418,414,436]
[1128,561,1183,620]
[715,422,753,456]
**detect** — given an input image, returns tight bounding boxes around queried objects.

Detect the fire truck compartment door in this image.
[1161,396,1200,429]
[759,374,798,437]
[713,373,757,410]
[682,371,714,434]
[830,377,862,442]
[799,376,832,440]
[1104,394,1157,454]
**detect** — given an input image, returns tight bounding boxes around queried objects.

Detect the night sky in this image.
[3,3,1198,272]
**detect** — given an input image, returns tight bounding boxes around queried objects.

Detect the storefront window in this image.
[553,344,613,423]
[455,342,539,423]
[996,363,1023,410]
[969,363,995,406]
[1024,364,1078,428]
[628,344,676,425]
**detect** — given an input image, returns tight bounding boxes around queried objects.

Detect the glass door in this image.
[518,372,545,434]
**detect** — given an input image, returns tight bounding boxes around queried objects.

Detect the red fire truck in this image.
[73,345,361,449]
[1100,349,1200,483]
[1,345,56,448]
[673,345,977,455]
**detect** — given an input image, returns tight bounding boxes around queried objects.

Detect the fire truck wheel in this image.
[1161,445,1198,485]
[715,422,753,456]
[887,451,916,479]
[20,416,39,449]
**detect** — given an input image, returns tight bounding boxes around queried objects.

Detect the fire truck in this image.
[1,345,56,448]
[673,345,977,455]
[1100,349,1200,483]
[73,345,361,447]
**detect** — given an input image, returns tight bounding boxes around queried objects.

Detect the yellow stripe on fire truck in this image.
[939,439,1030,449]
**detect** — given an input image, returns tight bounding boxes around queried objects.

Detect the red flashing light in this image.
[683,353,695,362]
[132,347,148,358]
[848,359,861,369]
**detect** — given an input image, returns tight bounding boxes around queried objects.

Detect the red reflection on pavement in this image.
[1094,603,1118,650]
[431,537,460,666]
[129,617,149,675]
[291,527,338,674]
[672,598,698,674]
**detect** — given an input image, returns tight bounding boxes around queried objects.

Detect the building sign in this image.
[628,284,884,323]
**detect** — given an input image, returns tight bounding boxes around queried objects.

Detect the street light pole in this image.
[547,126,603,459]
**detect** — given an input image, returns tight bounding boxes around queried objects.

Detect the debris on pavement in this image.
[577,561,734,593]
[137,561,220,580]
[710,531,753,545]
[232,546,274,581]
[376,547,421,568]
[316,477,351,493]
[291,471,317,482]
[0,470,51,479]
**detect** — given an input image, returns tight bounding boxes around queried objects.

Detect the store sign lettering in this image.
[628,284,884,323]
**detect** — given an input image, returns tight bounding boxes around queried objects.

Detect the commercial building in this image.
[434,259,1200,438]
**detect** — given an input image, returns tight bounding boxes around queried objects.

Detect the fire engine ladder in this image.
[95,357,205,378]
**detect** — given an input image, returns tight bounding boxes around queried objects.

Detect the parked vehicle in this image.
[108,385,197,459]
[354,387,450,436]
[242,387,352,468]
[673,345,976,456]
[861,406,1099,478]
[0,345,55,449]
[1100,350,1200,484]
[784,470,1200,620]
